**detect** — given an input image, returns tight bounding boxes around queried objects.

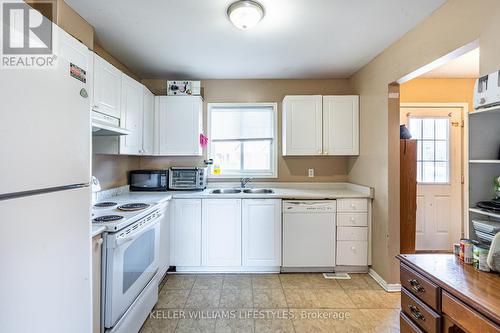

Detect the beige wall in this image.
[348,0,500,284]
[92,155,140,190]
[400,78,475,111]
[140,79,354,183]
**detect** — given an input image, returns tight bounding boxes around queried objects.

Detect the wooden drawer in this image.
[337,226,368,241]
[337,199,368,213]
[337,213,368,227]
[402,288,441,333]
[400,264,440,310]
[442,291,500,333]
[336,240,367,266]
[400,312,424,333]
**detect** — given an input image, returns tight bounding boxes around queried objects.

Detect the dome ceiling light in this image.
[227,0,265,30]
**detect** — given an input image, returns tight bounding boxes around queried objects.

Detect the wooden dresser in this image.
[397,254,500,333]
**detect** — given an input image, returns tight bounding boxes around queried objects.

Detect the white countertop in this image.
[91,225,106,238]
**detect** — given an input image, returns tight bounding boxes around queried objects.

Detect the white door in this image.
[323,96,359,155]
[142,87,155,155]
[282,95,323,155]
[93,54,122,118]
[242,199,281,266]
[172,199,202,266]
[119,74,143,155]
[0,187,91,333]
[156,96,202,156]
[0,26,91,195]
[202,199,242,267]
[402,107,463,251]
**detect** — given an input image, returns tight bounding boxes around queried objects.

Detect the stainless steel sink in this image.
[210,188,242,194]
[242,188,274,194]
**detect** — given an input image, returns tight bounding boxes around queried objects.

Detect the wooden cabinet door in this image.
[242,199,282,266]
[119,74,143,155]
[142,87,155,155]
[156,96,202,156]
[282,95,323,155]
[322,95,359,155]
[93,54,121,118]
[172,199,202,266]
[202,199,242,267]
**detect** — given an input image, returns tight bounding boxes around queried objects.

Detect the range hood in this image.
[91,111,130,136]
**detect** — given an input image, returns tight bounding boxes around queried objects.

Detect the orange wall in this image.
[400,78,476,112]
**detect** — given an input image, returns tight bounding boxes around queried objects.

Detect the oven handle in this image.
[115,216,161,247]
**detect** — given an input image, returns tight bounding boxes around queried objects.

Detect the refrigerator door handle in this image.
[0,183,90,201]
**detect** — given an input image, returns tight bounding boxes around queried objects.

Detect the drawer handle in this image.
[408,304,425,321]
[408,279,425,293]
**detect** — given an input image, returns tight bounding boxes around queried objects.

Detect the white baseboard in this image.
[368,268,401,292]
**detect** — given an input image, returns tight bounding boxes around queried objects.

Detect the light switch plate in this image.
[308,169,315,178]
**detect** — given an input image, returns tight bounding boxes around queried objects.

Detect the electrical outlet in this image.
[308,169,315,178]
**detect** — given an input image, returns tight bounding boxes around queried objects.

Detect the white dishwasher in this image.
[282,200,336,272]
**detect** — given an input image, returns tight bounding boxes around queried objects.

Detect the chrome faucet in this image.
[240,177,253,188]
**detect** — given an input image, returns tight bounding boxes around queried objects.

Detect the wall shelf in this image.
[469,207,500,220]
[469,160,500,164]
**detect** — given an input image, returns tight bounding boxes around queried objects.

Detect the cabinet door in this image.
[156,96,202,156]
[119,74,143,155]
[158,202,170,277]
[323,96,359,155]
[142,87,155,155]
[93,54,121,118]
[202,199,242,267]
[282,95,323,155]
[242,199,281,266]
[172,199,202,266]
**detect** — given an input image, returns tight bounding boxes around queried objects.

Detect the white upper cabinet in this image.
[282,95,359,156]
[142,87,155,155]
[202,199,242,267]
[93,54,122,118]
[155,96,203,156]
[282,95,323,155]
[323,96,359,155]
[119,74,144,155]
[242,199,281,267]
[171,199,202,267]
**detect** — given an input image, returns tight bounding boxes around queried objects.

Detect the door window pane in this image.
[408,117,450,183]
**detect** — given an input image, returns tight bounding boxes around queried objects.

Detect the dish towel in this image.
[200,133,208,148]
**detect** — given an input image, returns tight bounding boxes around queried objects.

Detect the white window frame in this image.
[207,102,278,179]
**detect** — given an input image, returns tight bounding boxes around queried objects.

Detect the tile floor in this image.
[140,273,401,333]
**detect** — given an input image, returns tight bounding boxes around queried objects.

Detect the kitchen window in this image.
[207,103,278,178]
[408,117,450,183]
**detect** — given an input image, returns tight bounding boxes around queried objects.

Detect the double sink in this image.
[210,188,274,194]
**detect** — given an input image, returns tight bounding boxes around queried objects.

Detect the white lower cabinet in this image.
[202,199,242,267]
[158,201,170,279]
[336,199,369,267]
[242,199,281,267]
[171,199,202,266]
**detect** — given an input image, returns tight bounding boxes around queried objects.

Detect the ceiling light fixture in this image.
[227,0,265,30]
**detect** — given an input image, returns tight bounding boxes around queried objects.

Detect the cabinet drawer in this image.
[400,264,440,310]
[442,291,499,333]
[337,199,368,213]
[336,240,367,266]
[400,312,424,333]
[402,288,440,333]
[337,227,367,241]
[337,213,367,227]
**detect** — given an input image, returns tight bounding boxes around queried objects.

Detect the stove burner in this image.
[117,203,150,211]
[94,202,118,208]
[93,215,124,223]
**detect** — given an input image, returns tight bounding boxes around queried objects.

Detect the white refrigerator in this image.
[0,22,93,333]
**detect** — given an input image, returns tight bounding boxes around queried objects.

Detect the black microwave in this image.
[129,170,168,191]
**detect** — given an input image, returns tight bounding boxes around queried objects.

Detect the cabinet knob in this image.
[351,246,356,251]
[350,204,356,209]
[323,151,328,155]
[317,150,322,154]
[93,105,99,109]
[350,217,355,223]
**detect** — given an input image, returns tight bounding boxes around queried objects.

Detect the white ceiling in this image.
[67,0,447,79]
[421,48,480,78]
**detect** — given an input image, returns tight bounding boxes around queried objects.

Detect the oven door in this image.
[104,217,160,328]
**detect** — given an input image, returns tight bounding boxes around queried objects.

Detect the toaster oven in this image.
[169,167,207,190]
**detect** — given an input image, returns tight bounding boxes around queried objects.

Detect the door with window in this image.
[207,103,278,178]
[401,107,463,251]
